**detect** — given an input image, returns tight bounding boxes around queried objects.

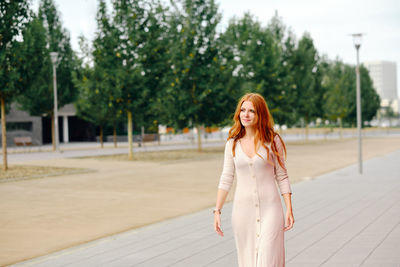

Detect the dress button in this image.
[255,204,259,207]
[252,175,256,179]
[257,234,260,238]
[257,219,260,222]
[249,162,253,166]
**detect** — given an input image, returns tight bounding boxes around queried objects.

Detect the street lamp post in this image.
[50,52,59,152]
[352,33,363,174]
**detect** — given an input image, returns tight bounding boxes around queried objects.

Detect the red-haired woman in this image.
[213,93,294,267]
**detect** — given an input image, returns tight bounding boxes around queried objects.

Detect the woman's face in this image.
[240,101,257,128]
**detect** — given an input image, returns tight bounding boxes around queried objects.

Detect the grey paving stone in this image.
[361,221,400,266]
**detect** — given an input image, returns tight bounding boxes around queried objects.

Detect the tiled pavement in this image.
[10,150,400,267]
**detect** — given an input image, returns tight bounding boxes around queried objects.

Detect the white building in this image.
[364,60,399,126]
[363,60,399,112]
[364,60,398,101]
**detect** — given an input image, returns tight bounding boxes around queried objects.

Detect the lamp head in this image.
[50,52,59,65]
[352,33,363,49]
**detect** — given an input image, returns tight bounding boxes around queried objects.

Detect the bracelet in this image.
[213,208,221,214]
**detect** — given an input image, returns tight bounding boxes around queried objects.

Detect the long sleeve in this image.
[218,139,235,192]
[273,135,292,195]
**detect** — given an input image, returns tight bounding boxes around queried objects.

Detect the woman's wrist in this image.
[213,208,221,214]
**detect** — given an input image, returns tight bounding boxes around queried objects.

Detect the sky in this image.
[31,0,400,97]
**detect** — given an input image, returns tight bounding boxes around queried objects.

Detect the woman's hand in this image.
[214,213,224,237]
[284,209,294,231]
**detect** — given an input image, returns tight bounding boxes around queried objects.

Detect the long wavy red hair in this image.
[227,93,287,168]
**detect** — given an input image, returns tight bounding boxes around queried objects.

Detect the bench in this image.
[13,137,33,146]
[138,133,159,147]
[142,134,158,142]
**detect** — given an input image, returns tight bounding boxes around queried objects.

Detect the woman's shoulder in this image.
[227,138,236,145]
[273,133,284,143]
[261,134,280,147]
[226,138,240,149]
[263,141,272,147]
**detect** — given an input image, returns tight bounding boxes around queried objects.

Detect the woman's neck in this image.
[243,126,256,140]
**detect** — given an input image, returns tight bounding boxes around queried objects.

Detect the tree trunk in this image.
[304,118,309,142]
[157,124,160,146]
[196,124,202,152]
[305,124,309,142]
[1,96,8,171]
[339,117,343,139]
[100,126,104,148]
[128,111,133,160]
[141,126,144,147]
[113,125,117,148]
[51,114,55,151]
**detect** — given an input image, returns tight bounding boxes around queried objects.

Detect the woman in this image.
[213,93,294,267]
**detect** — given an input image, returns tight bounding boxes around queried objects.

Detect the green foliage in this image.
[220,13,295,126]
[266,14,298,126]
[111,0,146,117]
[322,59,380,127]
[74,0,123,129]
[0,0,30,99]
[110,0,170,131]
[322,59,352,122]
[17,0,77,116]
[0,0,30,170]
[290,33,324,124]
[131,0,171,130]
[162,0,241,129]
[3,0,381,133]
[16,15,51,114]
[343,65,380,126]
[74,66,113,127]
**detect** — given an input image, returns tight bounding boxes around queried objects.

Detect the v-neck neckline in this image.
[238,139,258,160]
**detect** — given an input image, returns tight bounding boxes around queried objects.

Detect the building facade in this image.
[1,103,96,147]
[364,60,398,99]
[364,60,399,126]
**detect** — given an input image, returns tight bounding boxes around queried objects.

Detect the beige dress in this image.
[218,135,293,267]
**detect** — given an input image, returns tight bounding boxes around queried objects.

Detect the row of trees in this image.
[74,1,379,146]
[1,0,76,169]
[1,0,380,170]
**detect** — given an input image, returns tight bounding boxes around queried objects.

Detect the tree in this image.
[17,0,77,150]
[74,0,124,148]
[0,0,30,170]
[218,12,299,128]
[290,33,324,139]
[74,67,114,148]
[224,13,291,127]
[166,0,237,151]
[266,13,298,127]
[343,65,380,126]
[322,59,352,134]
[112,0,172,158]
[138,1,172,135]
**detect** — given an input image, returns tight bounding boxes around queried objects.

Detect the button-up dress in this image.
[218,135,293,267]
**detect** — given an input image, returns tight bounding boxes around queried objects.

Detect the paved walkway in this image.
[10,150,400,267]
